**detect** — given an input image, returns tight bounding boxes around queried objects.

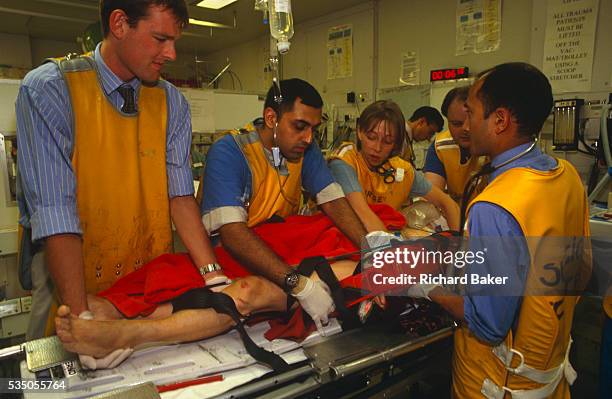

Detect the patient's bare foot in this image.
[87,295,123,320]
[55,305,127,358]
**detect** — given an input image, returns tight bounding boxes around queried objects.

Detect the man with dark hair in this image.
[16,0,221,365]
[406,62,590,398]
[423,86,486,204]
[402,106,444,165]
[99,0,189,37]
[201,78,369,334]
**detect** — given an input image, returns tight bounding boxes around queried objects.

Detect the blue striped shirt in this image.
[16,43,194,241]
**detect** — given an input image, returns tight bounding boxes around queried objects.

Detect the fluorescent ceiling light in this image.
[189,18,233,29]
[196,0,238,9]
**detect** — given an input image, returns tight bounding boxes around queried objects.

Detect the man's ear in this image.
[493,108,511,135]
[108,9,130,39]
[263,107,278,129]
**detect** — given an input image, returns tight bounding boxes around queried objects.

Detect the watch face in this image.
[285,272,299,289]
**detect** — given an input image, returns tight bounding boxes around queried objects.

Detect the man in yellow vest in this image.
[424,86,486,203]
[201,78,369,334]
[16,0,220,360]
[406,63,591,398]
[401,106,444,166]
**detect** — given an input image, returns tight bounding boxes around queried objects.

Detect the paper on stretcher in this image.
[21,318,341,399]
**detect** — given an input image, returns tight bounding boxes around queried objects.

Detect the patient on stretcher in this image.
[54,259,359,362]
[54,204,446,368]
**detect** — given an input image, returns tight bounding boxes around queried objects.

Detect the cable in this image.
[578,120,598,155]
[228,71,243,91]
[274,168,299,209]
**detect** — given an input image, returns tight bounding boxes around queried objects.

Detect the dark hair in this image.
[409,106,444,132]
[100,0,189,37]
[357,100,406,156]
[476,62,553,137]
[264,78,323,118]
[441,86,469,117]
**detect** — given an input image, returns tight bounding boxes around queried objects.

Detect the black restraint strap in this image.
[296,256,360,330]
[171,288,289,372]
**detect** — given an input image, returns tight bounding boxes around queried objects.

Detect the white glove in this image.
[405,284,439,300]
[77,311,133,370]
[364,231,397,270]
[365,231,396,251]
[292,278,335,336]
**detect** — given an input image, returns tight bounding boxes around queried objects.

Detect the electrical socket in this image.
[358,92,368,102]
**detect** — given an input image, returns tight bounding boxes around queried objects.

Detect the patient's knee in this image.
[224,276,283,315]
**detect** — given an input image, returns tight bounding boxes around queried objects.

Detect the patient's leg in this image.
[86,294,174,321]
[86,295,124,320]
[56,260,358,358]
[55,276,287,358]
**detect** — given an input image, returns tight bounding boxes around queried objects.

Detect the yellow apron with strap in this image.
[454,159,590,399]
[434,130,485,203]
[45,54,172,324]
[232,129,303,227]
[330,143,415,210]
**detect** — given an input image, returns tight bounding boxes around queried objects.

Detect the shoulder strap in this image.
[47,53,96,74]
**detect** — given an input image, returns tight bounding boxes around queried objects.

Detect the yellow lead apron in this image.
[454,159,590,398]
[433,130,485,203]
[330,143,415,210]
[45,54,172,333]
[231,129,303,227]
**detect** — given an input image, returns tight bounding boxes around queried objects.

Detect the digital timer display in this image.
[430,67,470,82]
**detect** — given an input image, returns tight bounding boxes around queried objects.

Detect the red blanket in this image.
[99,204,405,319]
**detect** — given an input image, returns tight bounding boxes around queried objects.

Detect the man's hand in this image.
[365,231,396,251]
[291,277,335,335]
[202,270,230,286]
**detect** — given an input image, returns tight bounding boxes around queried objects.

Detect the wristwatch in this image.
[283,270,301,293]
[199,263,222,277]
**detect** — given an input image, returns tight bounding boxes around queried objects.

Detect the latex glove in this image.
[364,231,398,270]
[365,231,397,251]
[77,311,134,370]
[405,284,439,300]
[292,278,335,336]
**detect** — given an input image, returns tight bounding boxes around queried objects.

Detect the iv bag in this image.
[268,0,293,53]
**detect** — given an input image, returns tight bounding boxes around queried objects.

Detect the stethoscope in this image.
[459,139,538,233]
[269,79,300,208]
[271,78,284,168]
[375,163,397,184]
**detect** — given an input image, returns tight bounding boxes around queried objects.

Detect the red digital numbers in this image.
[431,70,444,81]
[430,67,469,82]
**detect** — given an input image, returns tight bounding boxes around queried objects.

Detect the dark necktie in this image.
[117,84,137,114]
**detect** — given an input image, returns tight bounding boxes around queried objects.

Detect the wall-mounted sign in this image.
[542,0,599,93]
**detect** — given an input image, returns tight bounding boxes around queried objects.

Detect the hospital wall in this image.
[0,32,80,70]
[204,0,612,113]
